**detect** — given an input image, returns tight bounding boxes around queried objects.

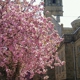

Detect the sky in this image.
[60,0,80,27]
[35,0,80,28]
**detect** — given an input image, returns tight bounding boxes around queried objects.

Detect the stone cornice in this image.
[61,27,80,43]
[62,34,73,43]
[58,27,80,50]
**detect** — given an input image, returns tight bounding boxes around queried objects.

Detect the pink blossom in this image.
[0,0,64,80]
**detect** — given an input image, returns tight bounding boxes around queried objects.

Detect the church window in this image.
[78,56,80,74]
[77,46,80,53]
[52,0,56,3]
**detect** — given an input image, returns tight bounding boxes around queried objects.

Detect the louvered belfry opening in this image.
[52,0,56,3]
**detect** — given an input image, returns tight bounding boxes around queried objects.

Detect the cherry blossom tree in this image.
[0,0,64,80]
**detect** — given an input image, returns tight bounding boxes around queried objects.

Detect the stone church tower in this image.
[44,0,63,22]
[44,0,63,36]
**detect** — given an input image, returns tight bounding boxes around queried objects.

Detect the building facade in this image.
[55,18,80,80]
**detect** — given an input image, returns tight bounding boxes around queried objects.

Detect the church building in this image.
[43,0,80,80]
